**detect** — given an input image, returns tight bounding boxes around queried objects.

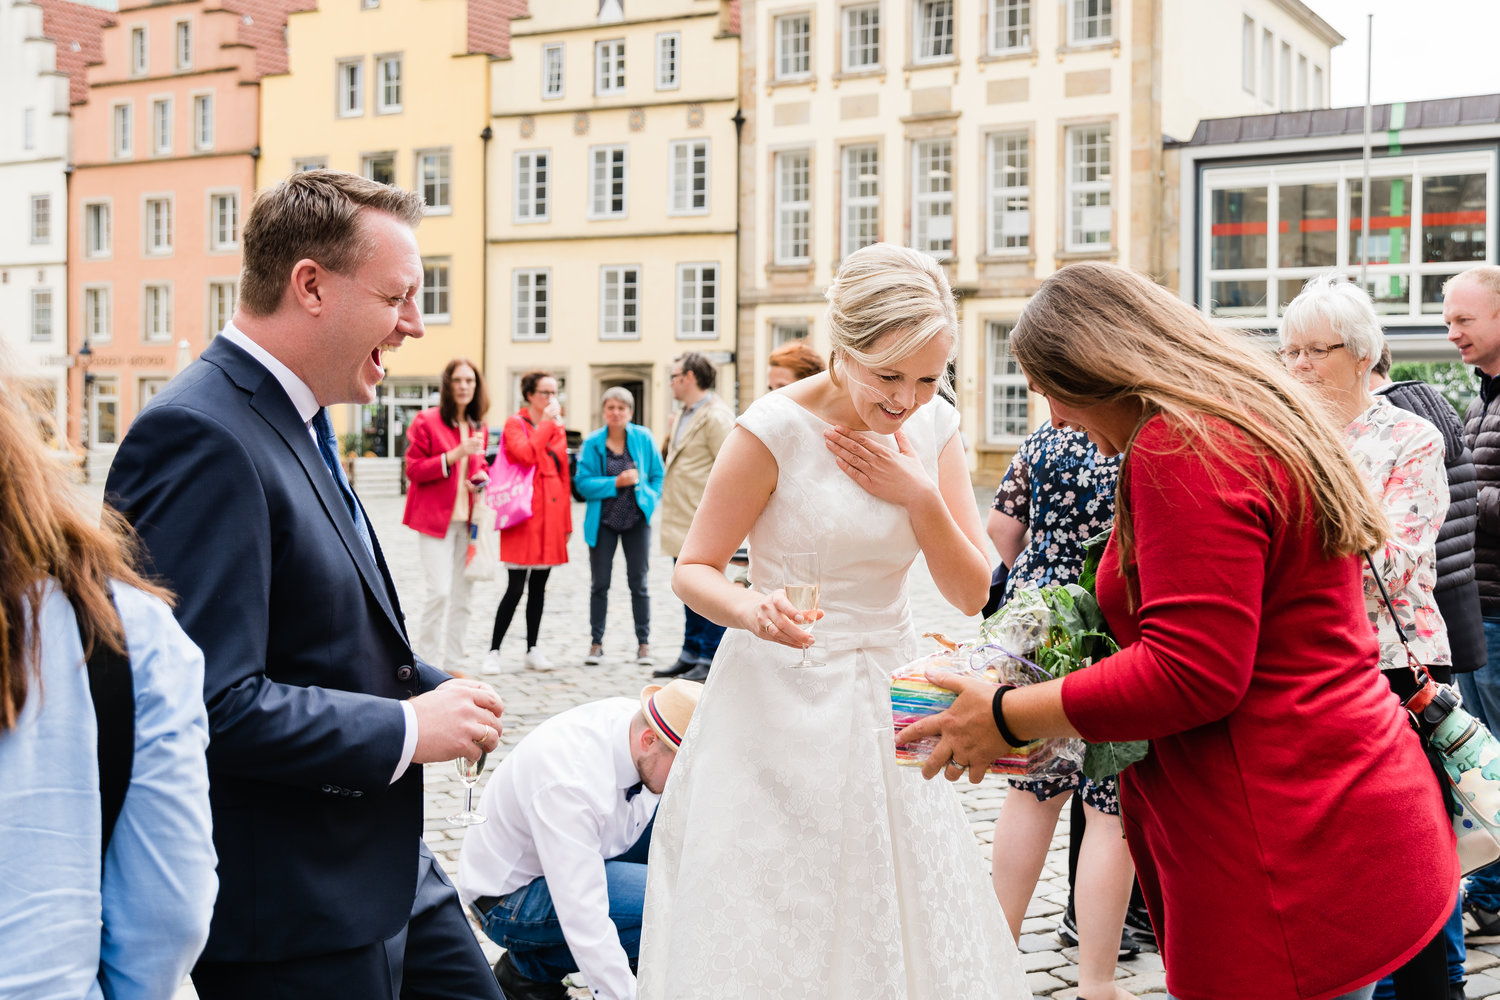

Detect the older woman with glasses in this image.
[1281,274,1459,1000]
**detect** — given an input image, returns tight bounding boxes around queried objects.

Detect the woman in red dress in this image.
[903,262,1457,1000]
[482,370,571,673]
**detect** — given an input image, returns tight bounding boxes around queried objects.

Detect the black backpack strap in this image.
[82,595,134,858]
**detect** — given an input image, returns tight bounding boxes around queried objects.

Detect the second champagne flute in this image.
[783,551,824,667]
[448,751,488,826]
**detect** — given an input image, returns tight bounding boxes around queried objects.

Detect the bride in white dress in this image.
[638,244,1029,999]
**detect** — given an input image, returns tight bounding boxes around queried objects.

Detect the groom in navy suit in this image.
[106,170,507,999]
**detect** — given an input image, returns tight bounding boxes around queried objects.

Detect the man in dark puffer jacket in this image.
[1445,265,1500,936]
[1370,343,1484,682]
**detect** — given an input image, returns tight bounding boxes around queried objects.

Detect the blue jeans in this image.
[475,817,654,984]
[1460,619,1500,911]
[673,558,725,661]
[589,520,651,644]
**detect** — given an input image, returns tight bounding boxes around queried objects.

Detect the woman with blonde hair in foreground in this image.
[638,243,1028,999]
[902,261,1456,1000]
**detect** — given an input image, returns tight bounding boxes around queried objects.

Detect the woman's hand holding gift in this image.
[897,670,1011,784]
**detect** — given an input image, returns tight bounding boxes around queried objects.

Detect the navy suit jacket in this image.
[105,336,451,963]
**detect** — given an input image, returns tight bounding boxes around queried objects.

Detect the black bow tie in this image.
[625,782,643,801]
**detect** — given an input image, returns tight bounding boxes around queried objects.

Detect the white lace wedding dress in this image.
[637,393,1029,1000]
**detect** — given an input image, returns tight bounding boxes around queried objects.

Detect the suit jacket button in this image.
[396,665,415,682]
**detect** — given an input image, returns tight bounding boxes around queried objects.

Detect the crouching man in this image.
[458,680,702,1000]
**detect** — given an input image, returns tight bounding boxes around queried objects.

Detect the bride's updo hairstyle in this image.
[1010,261,1386,575]
[825,243,957,388]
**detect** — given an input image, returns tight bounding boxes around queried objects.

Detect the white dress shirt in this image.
[217,324,419,782]
[458,698,657,1000]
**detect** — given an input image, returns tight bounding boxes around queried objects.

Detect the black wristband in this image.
[991,684,1028,748]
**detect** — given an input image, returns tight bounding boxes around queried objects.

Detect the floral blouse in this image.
[993,425,1120,605]
[1345,395,1451,669]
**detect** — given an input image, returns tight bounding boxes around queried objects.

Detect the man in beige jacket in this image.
[654,351,735,682]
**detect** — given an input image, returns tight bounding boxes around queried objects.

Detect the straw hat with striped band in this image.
[640,680,703,750]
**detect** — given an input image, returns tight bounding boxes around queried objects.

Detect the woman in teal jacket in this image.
[577,387,665,666]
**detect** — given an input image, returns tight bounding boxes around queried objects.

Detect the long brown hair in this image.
[438,357,488,428]
[0,371,170,731]
[1011,262,1387,575]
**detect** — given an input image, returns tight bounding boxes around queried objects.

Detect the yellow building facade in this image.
[258,0,503,465]
[487,0,741,439]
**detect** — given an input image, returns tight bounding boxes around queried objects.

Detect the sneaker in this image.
[1467,899,1500,937]
[524,647,554,671]
[636,644,653,666]
[584,644,604,666]
[480,649,503,675]
[1056,901,1140,959]
[1124,899,1156,948]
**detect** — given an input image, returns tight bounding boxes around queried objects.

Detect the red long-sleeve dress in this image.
[1062,415,1456,1000]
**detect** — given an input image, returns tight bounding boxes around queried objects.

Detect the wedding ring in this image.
[947,759,966,769]
[762,619,774,632]
[476,727,492,746]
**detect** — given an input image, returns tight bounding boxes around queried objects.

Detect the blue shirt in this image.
[0,580,216,1000]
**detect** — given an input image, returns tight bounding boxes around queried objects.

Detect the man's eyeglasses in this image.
[1276,343,1345,364]
[669,371,685,381]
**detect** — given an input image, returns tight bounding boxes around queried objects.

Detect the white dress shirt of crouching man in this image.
[458,679,703,1000]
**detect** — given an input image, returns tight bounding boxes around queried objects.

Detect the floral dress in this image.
[993,425,1121,807]
[1345,395,1452,671]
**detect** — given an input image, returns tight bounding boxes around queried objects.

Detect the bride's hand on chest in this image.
[823,426,935,508]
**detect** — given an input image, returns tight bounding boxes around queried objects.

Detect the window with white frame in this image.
[656,32,680,89]
[1278,42,1290,111]
[514,150,549,222]
[915,1,954,63]
[842,144,880,256]
[677,263,718,339]
[590,145,627,218]
[988,131,1030,253]
[23,107,35,150]
[337,58,364,117]
[1261,28,1273,104]
[990,0,1030,53]
[1296,53,1307,111]
[1068,0,1111,44]
[1312,65,1323,108]
[376,54,402,113]
[30,195,50,244]
[362,152,395,186]
[986,320,1028,442]
[912,138,954,258]
[112,103,133,159]
[595,39,625,95]
[775,12,812,80]
[771,320,810,348]
[151,98,172,155]
[139,377,169,411]
[85,202,111,258]
[143,283,172,342]
[422,259,450,322]
[209,192,239,251]
[193,93,214,150]
[294,157,327,172]
[599,266,640,340]
[144,196,173,255]
[513,269,550,341]
[669,140,709,214]
[30,289,52,342]
[1200,151,1494,324]
[417,150,450,211]
[843,4,880,70]
[1242,16,1255,93]
[207,280,235,338]
[774,150,811,265]
[1065,124,1111,250]
[130,26,147,75]
[174,19,192,70]
[91,378,118,446]
[542,44,564,98]
[83,285,111,342]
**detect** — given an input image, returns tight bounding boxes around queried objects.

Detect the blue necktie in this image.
[312,407,374,557]
[625,782,643,801]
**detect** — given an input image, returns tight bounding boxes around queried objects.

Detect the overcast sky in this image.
[1307,0,1500,108]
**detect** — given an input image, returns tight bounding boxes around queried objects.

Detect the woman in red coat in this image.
[903,263,1457,1000]
[482,370,571,673]
[401,358,489,671]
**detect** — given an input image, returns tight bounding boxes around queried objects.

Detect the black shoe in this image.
[1124,899,1156,948]
[680,658,711,682]
[653,654,699,679]
[1467,898,1500,937]
[493,952,567,1000]
[1056,901,1140,959]
[1450,980,1467,1000]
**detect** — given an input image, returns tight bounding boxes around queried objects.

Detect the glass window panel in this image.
[1208,280,1266,318]
[1209,187,1268,270]
[1421,273,1462,314]
[1362,274,1410,315]
[1278,182,1338,267]
[1422,173,1487,263]
[1347,176,1414,266]
[1278,278,1309,313]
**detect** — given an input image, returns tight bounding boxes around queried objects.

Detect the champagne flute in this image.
[784,552,824,667]
[448,750,488,826]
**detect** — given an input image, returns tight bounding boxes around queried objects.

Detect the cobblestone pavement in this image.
[153,488,1500,998]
